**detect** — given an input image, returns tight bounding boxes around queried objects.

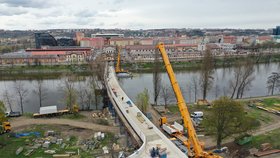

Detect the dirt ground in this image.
[14,124,97,140]
[9,111,119,135]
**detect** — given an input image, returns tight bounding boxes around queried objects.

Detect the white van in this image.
[191,111,203,118]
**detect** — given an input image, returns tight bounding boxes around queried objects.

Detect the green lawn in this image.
[263,98,280,108]
[246,128,280,149]
[246,108,273,124]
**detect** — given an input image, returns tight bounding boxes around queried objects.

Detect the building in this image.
[80,37,104,49]
[109,38,135,47]
[273,26,280,43]
[91,34,124,45]
[125,44,199,62]
[35,32,58,49]
[256,36,273,44]
[26,47,92,63]
[56,37,76,46]
[0,52,58,65]
[75,32,85,45]
[223,36,237,44]
[273,26,280,35]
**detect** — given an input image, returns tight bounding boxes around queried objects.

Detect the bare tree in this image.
[267,72,280,95]
[161,84,172,109]
[88,55,106,110]
[214,84,220,98]
[200,49,214,100]
[3,90,14,112]
[90,55,106,88]
[14,81,28,114]
[229,60,255,99]
[77,81,87,110]
[153,49,161,106]
[62,75,77,111]
[136,88,150,113]
[33,79,47,107]
[89,74,102,110]
[191,76,199,102]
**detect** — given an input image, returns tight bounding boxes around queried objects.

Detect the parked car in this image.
[5,111,21,117]
[191,111,203,118]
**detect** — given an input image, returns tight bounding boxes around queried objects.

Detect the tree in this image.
[89,55,106,88]
[229,60,255,99]
[161,84,172,109]
[153,49,161,106]
[62,75,77,111]
[89,55,106,110]
[2,90,14,112]
[89,74,102,110]
[200,49,214,100]
[14,81,28,114]
[33,79,47,107]
[191,76,199,102]
[0,101,7,122]
[77,81,87,110]
[203,97,257,148]
[267,72,280,95]
[136,88,150,113]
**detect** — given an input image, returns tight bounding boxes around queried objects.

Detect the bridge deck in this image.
[106,66,187,158]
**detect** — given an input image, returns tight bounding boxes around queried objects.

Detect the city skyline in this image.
[0,0,280,30]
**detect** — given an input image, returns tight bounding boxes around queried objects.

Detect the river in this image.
[119,62,280,104]
[0,62,279,113]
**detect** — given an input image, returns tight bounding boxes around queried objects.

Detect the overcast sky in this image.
[0,0,279,30]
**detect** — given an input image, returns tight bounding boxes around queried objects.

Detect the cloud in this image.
[0,0,52,8]
[0,0,279,30]
[113,0,124,5]
[0,4,27,16]
[75,10,98,18]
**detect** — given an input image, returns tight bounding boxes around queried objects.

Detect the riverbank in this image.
[0,64,92,80]
[1,53,280,76]
[123,53,280,72]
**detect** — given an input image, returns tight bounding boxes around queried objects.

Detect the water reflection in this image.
[0,63,279,112]
[119,63,280,104]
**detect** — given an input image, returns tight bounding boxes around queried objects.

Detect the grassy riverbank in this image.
[1,53,280,77]
[123,53,280,72]
[0,64,91,80]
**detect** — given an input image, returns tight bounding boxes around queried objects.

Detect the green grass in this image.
[100,132,116,147]
[0,125,51,158]
[246,107,273,124]
[22,113,33,118]
[263,98,280,107]
[167,105,180,114]
[246,128,280,149]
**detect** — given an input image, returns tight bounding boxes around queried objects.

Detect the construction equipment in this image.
[156,43,221,158]
[115,46,132,77]
[115,45,128,73]
[0,121,11,134]
[196,99,210,106]
[33,105,69,118]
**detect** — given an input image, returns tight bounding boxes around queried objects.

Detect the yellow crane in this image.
[115,45,122,73]
[156,43,221,158]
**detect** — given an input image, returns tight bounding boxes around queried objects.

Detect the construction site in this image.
[1,43,280,158]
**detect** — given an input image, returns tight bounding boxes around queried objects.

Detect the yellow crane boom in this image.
[115,45,121,73]
[156,43,220,158]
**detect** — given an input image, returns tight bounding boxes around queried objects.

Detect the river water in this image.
[119,62,280,104]
[0,63,279,113]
